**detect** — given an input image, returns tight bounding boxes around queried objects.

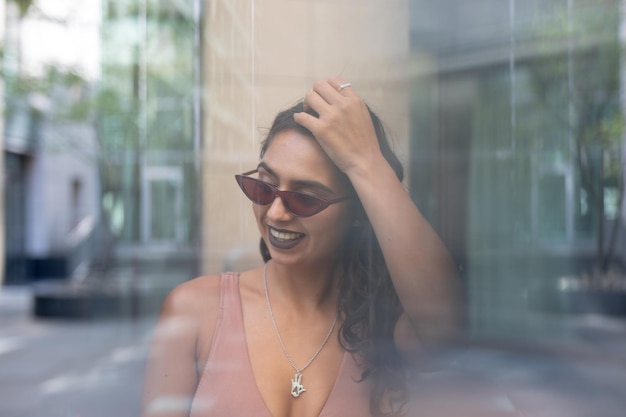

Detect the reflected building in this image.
[99,0,201,277]
[1,3,626,416]
[408,0,626,338]
[2,1,100,285]
[98,0,413,287]
[2,0,412,290]
[199,0,411,274]
[2,0,623,345]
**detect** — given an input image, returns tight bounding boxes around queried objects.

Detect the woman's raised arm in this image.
[294,78,462,351]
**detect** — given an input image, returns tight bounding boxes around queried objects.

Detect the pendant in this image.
[290,372,306,398]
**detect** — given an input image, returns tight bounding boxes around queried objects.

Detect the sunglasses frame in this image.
[235,169,353,217]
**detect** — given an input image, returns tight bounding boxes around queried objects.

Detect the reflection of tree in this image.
[527,0,624,275]
[100,1,198,244]
[10,0,35,18]
[5,0,125,269]
[7,0,199,250]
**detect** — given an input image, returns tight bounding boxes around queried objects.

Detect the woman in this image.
[141,78,461,417]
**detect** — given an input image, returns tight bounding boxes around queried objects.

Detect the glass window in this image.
[2,1,625,416]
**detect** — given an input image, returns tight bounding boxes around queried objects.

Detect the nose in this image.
[266,195,294,221]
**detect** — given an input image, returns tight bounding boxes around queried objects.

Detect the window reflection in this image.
[1,0,625,416]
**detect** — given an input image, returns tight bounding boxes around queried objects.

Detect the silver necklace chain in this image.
[263,262,338,397]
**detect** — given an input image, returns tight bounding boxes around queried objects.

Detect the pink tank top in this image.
[189,273,373,417]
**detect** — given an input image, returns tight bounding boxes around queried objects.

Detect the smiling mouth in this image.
[269,227,304,242]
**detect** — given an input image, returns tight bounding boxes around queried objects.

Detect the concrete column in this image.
[202,0,410,274]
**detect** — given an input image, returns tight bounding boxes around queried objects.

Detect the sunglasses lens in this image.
[239,177,274,204]
[236,174,331,217]
[284,193,327,217]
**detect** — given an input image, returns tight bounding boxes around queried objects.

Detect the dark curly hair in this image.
[258,101,409,416]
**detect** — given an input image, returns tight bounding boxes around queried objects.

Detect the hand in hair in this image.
[294,77,382,177]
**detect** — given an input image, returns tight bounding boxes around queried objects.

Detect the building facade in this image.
[2,0,101,285]
[408,0,626,337]
[2,1,624,344]
[201,0,412,274]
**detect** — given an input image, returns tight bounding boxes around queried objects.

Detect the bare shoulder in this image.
[160,275,222,320]
[142,276,223,417]
[149,275,223,361]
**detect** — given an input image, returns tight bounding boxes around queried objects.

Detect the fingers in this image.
[313,79,343,104]
[302,89,328,115]
[317,77,356,102]
[302,77,357,114]
[328,76,355,97]
[295,77,373,175]
[293,110,318,133]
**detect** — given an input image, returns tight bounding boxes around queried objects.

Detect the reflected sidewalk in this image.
[0,257,192,417]
[2,281,626,416]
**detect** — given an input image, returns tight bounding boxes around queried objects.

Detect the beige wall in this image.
[202,0,411,274]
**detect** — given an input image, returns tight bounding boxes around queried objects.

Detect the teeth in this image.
[270,228,302,241]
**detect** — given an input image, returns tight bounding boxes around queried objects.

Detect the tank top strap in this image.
[218,272,242,319]
[205,272,244,365]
